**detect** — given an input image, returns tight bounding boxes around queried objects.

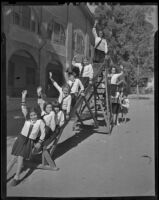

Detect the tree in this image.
[94,4,154,92]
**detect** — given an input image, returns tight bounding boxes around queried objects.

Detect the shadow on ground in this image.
[7,123,109,186]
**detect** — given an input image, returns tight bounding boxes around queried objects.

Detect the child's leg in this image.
[124,113,127,123]
[14,156,24,180]
[7,155,17,174]
[57,111,65,127]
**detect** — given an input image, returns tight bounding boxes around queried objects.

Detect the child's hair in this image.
[62,83,71,94]
[26,106,41,120]
[72,66,80,78]
[82,56,89,62]
[98,29,105,38]
[43,102,55,112]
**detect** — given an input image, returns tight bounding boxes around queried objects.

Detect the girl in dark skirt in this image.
[92,20,108,63]
[49,72,72,126]
[37,86,57,140]
[7,90,46,186]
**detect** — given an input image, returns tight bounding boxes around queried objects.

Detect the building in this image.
[3,4,95,98]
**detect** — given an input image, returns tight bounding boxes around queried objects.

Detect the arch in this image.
[7,50,38,97]
[8,43,39,66]
[45,60,64,98]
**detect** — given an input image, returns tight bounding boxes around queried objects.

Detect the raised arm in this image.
[66,95,71,115]
[104,40,108,54]
[92,20,98,38]
[49,111,56,132]
[49,72,62,94]
[37,86,46,113]
[89,64,94,80]
[39,120,46,142]
[21,90,28,119]
[116,65,124,80]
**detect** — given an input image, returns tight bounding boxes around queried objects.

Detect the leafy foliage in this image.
[94,4,154,88]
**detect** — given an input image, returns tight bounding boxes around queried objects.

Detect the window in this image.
[13,7,21,25]
[13,12,20,25]
[89,44,92,58]
[31,20,36,32]
[21,6,31,30]
[12,6,36,33]
[53,22,60,43]
[76,34,84,54]
[53,22,65,45]
[26,67,35,85]
[72,32,76,52]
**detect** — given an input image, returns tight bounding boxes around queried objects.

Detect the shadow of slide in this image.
[7,123,111,185]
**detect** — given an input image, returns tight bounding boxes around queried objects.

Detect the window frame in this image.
[52,22,66,46]
[73,30,85,55]
[12,6,37,33]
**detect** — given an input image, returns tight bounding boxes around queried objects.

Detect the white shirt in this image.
[72,62,94,80]
[67,79,84,94]
[41,111,56,132]
[92,27,108,54]
[122,98,129,109]
[111,72,123,84]
[20,119,45,141]
[53,81,72,114]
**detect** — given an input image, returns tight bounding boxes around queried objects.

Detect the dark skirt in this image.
[71,93,78,107]
[44,126,54,140]
[121,106,128,114]
[93,49,105,63]
[112,103,121,114]
[11,134,34,160]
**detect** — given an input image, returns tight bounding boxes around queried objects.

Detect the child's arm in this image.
[21,90,28,119]
[72,61,81,68]
[50,111,56,132]
[92,20,98,38]
[37,86,46,112]
[66,95,71,118]
[89,64,94,82]
[105,40,108,54]
[115,66,124,82]
[49,72,62,94]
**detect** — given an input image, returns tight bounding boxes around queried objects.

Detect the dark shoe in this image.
[10,179,20,186]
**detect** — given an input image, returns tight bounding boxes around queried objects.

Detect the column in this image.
[85,33,89,59]
[66,22,73,71]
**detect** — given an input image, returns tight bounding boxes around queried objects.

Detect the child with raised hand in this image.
[7,90,45,187]
[67,68,85,107]
[37,86,46,113]
[92,19,108,63]
[72,56,94,88]
[49,72,72,126]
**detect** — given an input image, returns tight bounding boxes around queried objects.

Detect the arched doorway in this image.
[7,50,38,97]
[45,61,64,98]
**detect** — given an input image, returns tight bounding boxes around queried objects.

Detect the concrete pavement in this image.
[6,94,155,197]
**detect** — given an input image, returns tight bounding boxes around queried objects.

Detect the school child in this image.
[72,56,94,88]
[36,86,63,142]
[49,72,72,126]
[67,69,85,107]
[92,19,108,63]
[120,95,129,123]
[108,65,124,125]
[7,90,45,186]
